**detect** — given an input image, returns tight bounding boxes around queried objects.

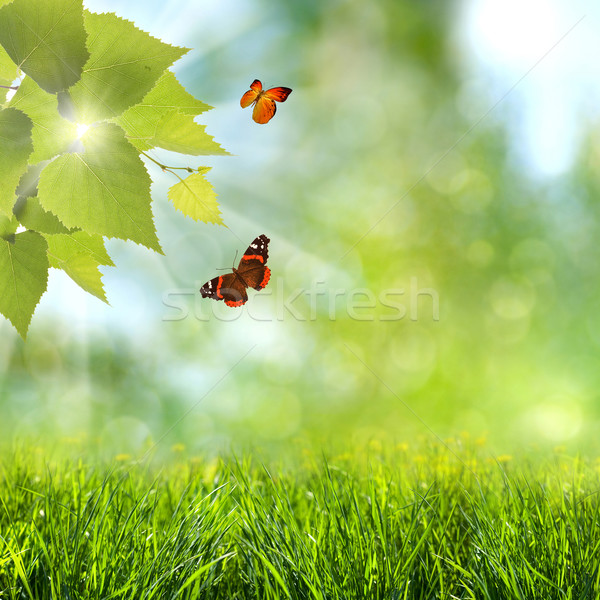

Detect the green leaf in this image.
[44,231,114,267]
[151,110,228,155]
[15,162,49,198]
[58,253,108,302]
[0,107,33,216]
[45,231,111,302]
[0,45,17,87]
[0,0,89,93]
[0,213,18,240]
[140,70,211,117]
[115,70,211,151]
[167,168,223,225]
[13,196,71,234]
[0,231,48,338]
[66,11,188,123]
[9,77,78,162]
[37,123,161,251]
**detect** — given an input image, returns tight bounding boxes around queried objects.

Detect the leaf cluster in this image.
[0,0,227,337]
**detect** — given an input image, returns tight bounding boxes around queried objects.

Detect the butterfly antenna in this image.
[232,249,239,269]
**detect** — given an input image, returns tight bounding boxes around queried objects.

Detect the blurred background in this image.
[2,0,600,458]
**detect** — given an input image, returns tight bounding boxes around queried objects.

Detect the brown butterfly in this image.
[240,79,292,124]
[200,235,271,307]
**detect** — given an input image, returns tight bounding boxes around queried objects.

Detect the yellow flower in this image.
[171,443,185,453]
[60,436,81,445]
[368,439,383,453]
[115,453,131,462]
[203,460,219,482]
[332,452,352,462]
[496,454,512,463]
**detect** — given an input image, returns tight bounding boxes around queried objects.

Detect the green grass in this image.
[1,441,599,599]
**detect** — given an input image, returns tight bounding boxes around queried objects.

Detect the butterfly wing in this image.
[200,273,236,300]
[252,86,292,122]
[252,96,277,124]
[237,234,271,290]
[200,273,248,307]
[240,89,259,108]
[264,87,292,102]
[240,234,270,264]
[240,263,271,290]
[240,79,263,107]
[222,278,248,307]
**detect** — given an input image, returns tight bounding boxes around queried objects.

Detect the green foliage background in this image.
[1,0,599,457]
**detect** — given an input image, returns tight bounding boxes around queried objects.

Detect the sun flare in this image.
[76,123,90,139]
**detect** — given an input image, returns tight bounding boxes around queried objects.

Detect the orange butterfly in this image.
[240,79,292,124]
